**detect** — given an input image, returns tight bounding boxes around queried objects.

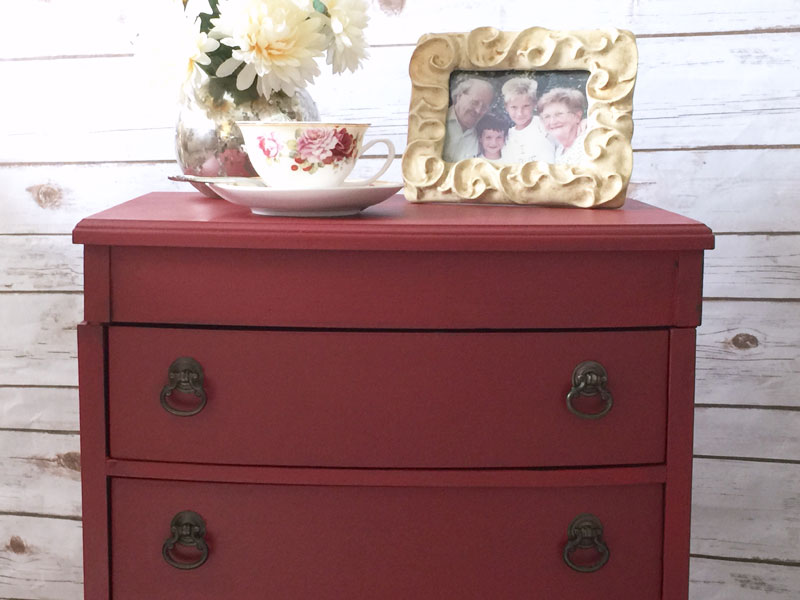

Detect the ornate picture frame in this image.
[402,28,638,208]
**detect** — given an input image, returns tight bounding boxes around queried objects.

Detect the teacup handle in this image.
[347,138,396,186]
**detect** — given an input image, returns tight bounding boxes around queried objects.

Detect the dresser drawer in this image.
[110,476,664,599]
[108,326,668,468]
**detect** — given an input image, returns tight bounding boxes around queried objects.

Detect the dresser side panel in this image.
[77,323,110,600]
[82,245,111,323]
[673,252,706,327]
[663,328,697,600]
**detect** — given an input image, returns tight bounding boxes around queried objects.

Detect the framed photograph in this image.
[402,28,638,208]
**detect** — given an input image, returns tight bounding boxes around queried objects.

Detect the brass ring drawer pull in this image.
[566,360,613,419]
[160,357,207,417]
[563,513,610,573]
[162,510,209,570]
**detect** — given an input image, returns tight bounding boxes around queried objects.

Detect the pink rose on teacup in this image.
[257,133,283,159]
[296,128,338,163]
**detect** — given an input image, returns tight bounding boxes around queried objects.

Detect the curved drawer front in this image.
[111,477,664,599]
[108,326,669,468]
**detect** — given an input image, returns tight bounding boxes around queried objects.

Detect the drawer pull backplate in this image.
[162,510,209,570]
[160,357,207,416]
[563,513,610,573]
[566,360,613,419]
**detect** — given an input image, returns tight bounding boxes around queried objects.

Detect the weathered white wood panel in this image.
[0,387,79,432]
[4,33,800,162]
[704,235,800,299]
[0,514,82,600]
[0,236,82,292]
[3,149,799,234]
[696,300,800,407]
[690,558,800,600]
[691,458,800,562]
[0,294,80,388]
[0,162,185,235]
[7,0,800,60]
[0,431,81,517]
[629,149,800,234]
[365,1,800,42]
[694,407,800,460]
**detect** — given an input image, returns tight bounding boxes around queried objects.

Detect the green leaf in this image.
[230,84,261,105]
[313,0,330,17]
[196,0,221,33]
[206,77,227,105]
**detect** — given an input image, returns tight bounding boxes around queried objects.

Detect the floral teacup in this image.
[237,122,395,189]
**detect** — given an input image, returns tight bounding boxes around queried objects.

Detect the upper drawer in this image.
[95,246,705,328]
[107,326,669,468]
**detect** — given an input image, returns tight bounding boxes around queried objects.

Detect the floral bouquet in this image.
[160,0,370,191]
[178,0,369,103]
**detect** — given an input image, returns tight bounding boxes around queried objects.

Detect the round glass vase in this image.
[175,82,320,197]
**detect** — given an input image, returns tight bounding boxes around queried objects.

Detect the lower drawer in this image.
[110,477,664,599]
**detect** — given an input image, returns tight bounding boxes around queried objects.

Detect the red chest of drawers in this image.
[74,192,713,599]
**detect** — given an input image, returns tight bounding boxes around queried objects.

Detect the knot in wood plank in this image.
[731,332,760,350]
[26,183,63,209]
[6,535,28,554]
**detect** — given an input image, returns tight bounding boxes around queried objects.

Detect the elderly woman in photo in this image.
[442,77,496,162]
[499,77,555,164]
[538,87,589,165]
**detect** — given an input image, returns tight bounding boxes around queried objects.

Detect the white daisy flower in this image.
[323,0,369,74]
[212,0,328,96]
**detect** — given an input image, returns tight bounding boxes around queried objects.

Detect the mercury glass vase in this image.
[175,82,320,197]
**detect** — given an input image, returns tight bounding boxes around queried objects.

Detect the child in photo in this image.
[500,77,555,163]
[475,113,509,161]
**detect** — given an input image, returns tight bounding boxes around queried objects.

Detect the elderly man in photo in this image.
[442,77,496,162]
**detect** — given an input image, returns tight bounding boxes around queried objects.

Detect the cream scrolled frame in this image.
[402,28,638,208]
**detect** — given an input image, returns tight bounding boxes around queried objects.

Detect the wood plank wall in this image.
[2,0,799,597]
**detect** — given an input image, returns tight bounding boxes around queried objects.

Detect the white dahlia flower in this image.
[323,0,369,74]
[212,0,328,96]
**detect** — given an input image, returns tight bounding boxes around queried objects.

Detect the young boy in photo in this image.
[475,113,509,161]
[500,77,555,163]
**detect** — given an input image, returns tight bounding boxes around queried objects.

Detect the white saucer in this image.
[205,179,404,217]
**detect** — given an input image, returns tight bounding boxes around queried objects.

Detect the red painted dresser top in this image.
[72,192,714,252]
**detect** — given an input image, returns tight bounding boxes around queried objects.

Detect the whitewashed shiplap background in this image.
[2,0,799,598]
